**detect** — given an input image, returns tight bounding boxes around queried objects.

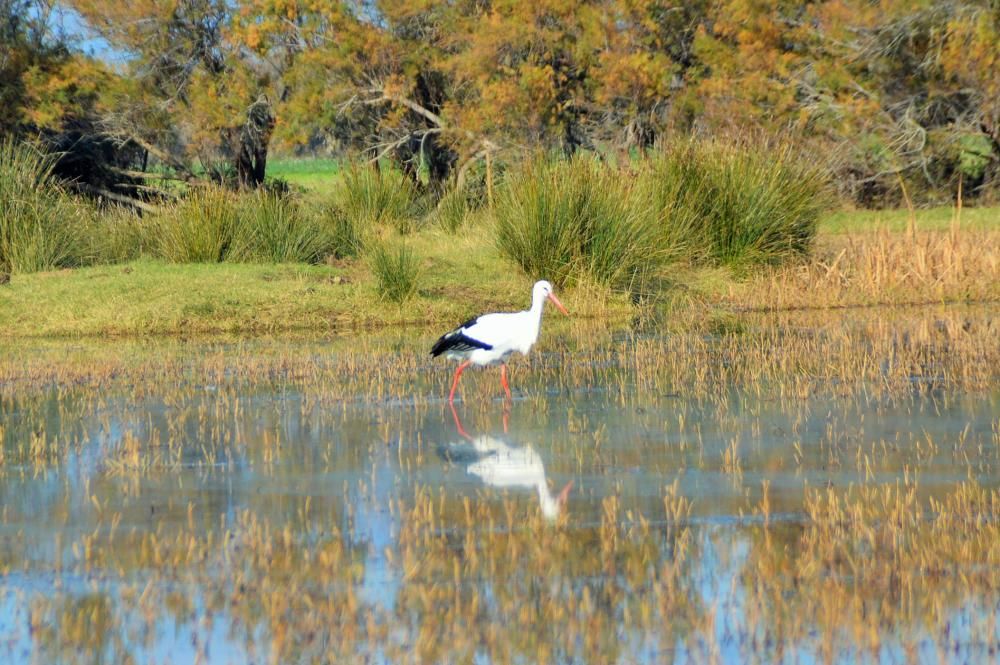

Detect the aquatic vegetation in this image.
[0,306,998,663]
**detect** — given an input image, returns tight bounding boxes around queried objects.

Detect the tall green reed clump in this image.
[151,187,336,263]
[494,156,664,294]
[314,203,365,259]
[230,191,332,263]
[81,204,149,264]
[433,188,470,234]
[369,240,420,303]
[648,140,829,267]
[338,165,422,234]
[151,187,241,262]
[0,139,82,275]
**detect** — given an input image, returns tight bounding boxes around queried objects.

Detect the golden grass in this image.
[716,228,1000,311]
[0,292,997,662]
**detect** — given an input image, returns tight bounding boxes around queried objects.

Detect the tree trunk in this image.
[235,95,275,189]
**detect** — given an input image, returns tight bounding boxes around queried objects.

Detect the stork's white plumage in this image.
[430,280,568,402]
[439,408,573,521]
[464,435,573,521]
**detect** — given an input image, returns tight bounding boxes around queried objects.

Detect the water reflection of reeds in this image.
[0,306,997,662]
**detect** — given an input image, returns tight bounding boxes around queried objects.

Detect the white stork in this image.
[439,407,573,521]
[430,280,568,402]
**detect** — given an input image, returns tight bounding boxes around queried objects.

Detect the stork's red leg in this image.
[500,363,512,400]
[449,402,472,440]
[448,360,472,403]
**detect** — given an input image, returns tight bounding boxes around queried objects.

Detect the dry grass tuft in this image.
[723,228,1000,311]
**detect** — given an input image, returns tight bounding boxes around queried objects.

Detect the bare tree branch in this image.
[70,182,162,213]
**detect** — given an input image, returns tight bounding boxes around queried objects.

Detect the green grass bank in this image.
[2,141,998,339]
[2,212,997,339]
[0,231,633,338]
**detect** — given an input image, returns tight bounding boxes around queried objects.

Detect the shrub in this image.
[494,156,664,294]
[321,205,365,259]
[434,189,469,234]
[80,204,149,264]
[338,165,421,233]
[0,139,82,275]
[635,150,709,264]
[151,186,240,263]
[369,240,419,303]
[230,191,332,263]
[648,139,829,268]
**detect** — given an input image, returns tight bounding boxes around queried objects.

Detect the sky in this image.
[45,3,126,64]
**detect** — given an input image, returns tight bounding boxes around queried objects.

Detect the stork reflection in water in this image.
[438,405,573,521]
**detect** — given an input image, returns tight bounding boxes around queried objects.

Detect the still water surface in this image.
[1,321,998,663]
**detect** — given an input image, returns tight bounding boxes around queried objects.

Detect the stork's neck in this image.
[529,291,546,318]
[536,482,559,521]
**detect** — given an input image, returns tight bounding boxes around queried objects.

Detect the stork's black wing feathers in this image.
[436,442,497,465]
[430,316,493,357]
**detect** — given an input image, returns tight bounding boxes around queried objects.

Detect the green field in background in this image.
[267,158,342,190]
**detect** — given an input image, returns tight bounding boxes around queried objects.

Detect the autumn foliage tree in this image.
[0,0,147,199]
[10,0,1000,203]
[68,0,288,188]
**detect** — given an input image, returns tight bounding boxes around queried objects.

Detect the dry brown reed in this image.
[723,228,999,311]
[0,307,997,663]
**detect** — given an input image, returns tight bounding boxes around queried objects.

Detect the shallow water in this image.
[1,310,999,663]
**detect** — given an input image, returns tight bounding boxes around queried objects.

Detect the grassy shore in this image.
[1,207,996,339]
[820,204,999,233]
[0,229,633,338]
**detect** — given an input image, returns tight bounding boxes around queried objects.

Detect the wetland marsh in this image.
[1,305,999,663]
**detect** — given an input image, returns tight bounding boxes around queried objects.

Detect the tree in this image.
[19,0,996,203]
[1,0,147,201]
[589,1,709,152]
[68,0,286,187]
[688,0,1000,203]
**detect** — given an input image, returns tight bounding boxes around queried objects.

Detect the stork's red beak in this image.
[547,293,569,315]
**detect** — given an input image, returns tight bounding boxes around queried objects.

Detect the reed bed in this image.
[4,473,1000,662]
[2,306,995,407]
[0,308,998,663]
[723,227,1000,310]
[0,139,83,274]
